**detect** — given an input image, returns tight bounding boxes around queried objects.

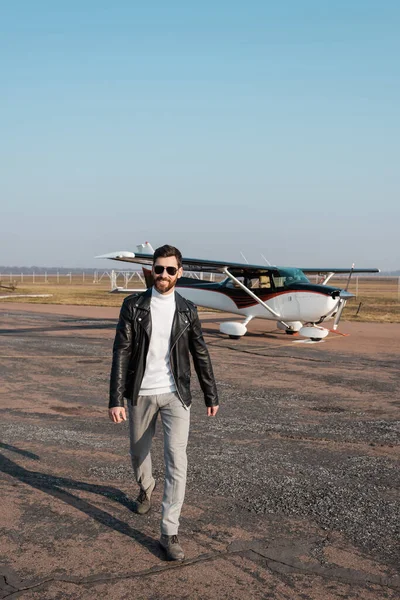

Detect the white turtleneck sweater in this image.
[139,286,177,396]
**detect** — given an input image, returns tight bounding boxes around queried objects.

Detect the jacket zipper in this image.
[169,319,190,410]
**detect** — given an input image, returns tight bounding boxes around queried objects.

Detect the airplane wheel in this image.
[285,330,297,335]
[310,337,323,342]
[229,335,241,340]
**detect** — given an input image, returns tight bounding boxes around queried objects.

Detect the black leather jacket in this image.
[109,288,218,409]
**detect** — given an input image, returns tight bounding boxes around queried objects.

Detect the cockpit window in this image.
[224,273,272,289]
[272,268,309,288]
[225,276,245,289]
[224,269,307,290]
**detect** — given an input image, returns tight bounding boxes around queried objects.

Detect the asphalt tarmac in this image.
[0,303,399,599]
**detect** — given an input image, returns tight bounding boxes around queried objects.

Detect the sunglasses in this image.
[154,265,179,276]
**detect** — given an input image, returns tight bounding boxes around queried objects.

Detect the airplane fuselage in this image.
[176,277,341,324]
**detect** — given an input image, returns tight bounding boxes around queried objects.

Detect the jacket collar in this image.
[136,287,190,312]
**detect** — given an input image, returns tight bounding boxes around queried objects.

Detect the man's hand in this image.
[109,407,127,423]
[207,406,219,417]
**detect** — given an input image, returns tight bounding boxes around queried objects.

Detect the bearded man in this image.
[108,244,219,560]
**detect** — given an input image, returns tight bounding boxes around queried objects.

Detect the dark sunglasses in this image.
[154,265,178,276]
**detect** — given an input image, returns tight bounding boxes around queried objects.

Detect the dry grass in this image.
[329,276,399,323]
[0,276,398,322]
[0,282,136,307]
[342,297,399,323]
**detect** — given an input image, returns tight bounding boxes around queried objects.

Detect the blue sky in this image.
[1,1,399,269]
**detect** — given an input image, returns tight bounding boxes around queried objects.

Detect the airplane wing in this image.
[97,252,279,273]
[301,268,379,274]
[97,251,379,275]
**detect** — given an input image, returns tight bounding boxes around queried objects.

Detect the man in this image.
[108,244,219,561]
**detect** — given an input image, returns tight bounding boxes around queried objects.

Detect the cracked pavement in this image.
[0,303,399,599]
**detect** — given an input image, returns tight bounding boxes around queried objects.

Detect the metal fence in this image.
[0,270,217,288]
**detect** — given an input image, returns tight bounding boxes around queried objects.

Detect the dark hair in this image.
[153,244,182,269]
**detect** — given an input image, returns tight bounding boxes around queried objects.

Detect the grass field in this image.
[0,274,399,323]
[327,276,399,323]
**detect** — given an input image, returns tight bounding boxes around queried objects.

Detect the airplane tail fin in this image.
[136,241,155,254]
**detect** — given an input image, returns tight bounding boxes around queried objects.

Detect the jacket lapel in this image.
[136,288,152,339]
[170,291,190,350]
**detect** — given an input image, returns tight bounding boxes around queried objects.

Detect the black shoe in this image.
[134,481,155,515]
[159,534,185,561]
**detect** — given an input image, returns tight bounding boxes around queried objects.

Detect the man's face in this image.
[152,256,182,295]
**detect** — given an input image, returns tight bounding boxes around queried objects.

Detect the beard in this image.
[154,275,177,294]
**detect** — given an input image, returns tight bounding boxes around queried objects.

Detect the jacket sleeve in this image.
[188,307,219,407]
[109,298,134,408]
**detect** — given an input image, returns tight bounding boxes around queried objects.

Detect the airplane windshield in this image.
[272,268,309,288]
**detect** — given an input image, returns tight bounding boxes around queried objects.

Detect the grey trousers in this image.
[127,392,190,535]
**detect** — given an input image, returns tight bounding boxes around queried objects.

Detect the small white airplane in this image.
[97,242,379,342]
